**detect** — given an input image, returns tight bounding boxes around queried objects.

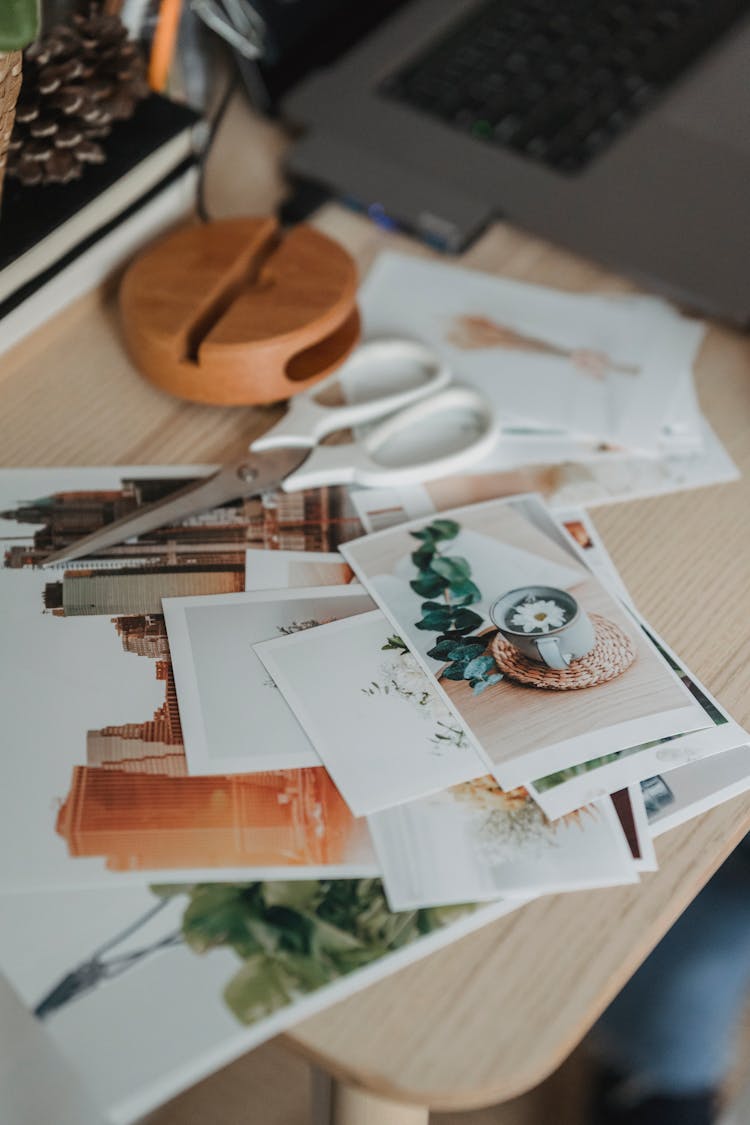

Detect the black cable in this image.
[278,177,334,227]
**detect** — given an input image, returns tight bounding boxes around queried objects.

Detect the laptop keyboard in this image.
[380,0,750,173]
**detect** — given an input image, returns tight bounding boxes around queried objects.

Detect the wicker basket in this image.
[490,613,636,690]
[0,51,23,208]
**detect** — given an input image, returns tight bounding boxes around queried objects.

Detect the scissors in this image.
[42,339,498,567]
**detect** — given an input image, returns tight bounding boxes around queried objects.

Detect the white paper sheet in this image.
[359,252,706,454]
[163,586,374,775]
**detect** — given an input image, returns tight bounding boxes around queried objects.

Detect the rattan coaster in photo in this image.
[490,613,636,690]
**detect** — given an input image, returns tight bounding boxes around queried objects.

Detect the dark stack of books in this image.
[0,94,202,355]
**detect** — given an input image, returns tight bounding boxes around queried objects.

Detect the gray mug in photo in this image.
[489,585,596,671]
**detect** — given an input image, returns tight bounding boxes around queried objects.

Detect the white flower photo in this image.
[369,776,638,910]
[341,494,712,788]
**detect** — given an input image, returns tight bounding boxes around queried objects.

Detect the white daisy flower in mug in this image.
[511,598,567,633]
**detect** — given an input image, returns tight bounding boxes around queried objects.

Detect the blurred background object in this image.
[7,4,149,188]
[0,0,38,206]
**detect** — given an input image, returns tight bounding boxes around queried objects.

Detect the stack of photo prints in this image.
[1,467,747,1123]
[0,259,746,1124]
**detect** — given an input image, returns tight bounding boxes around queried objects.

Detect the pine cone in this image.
[7,5,150,186]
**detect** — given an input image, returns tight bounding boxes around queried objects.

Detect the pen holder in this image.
[119,216,361,405]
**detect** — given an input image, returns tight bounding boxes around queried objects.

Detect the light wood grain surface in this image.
[2,94,750,1113]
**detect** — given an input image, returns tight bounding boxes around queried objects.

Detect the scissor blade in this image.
[41,447,310,567]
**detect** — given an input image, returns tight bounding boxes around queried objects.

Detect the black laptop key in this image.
[381,0,750,173]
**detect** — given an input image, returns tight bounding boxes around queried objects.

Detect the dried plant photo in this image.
[360,251,706,453]
[369,772,636,910]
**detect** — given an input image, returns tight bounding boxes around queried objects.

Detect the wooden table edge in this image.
[281,796,750,1111]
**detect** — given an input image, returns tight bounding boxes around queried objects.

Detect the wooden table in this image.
[2,96,750,1125]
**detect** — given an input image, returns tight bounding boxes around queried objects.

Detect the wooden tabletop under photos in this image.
[2,96,750,1125]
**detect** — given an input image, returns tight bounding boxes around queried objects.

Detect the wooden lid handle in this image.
[119,216,361,405]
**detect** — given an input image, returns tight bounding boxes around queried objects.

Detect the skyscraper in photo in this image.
[56,766,354,870]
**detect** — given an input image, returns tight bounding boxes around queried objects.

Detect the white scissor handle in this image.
[282,386,498,492]
[250,338,451,452]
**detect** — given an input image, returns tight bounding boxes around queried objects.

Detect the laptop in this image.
[246,0,750,324]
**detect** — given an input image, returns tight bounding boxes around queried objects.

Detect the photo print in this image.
[0,470,379,890]
[360,251,706,454]
[340,494,710,787]
[255,610,487,815]
[245,549,355,591]
[162,586,374,776]
[368,778,637,911]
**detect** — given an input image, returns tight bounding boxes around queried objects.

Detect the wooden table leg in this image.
[312,1067,430,1125]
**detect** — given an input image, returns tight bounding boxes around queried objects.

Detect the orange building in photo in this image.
[56,767,356,871]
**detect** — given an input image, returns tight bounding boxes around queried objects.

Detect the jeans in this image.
[592,835,750,1095]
